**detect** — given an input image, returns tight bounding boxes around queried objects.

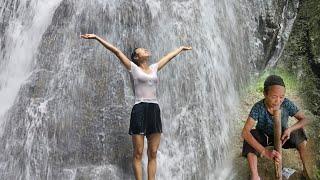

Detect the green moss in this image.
[299,60,320,115]
[304,0,320,56]
[277,0,320,116]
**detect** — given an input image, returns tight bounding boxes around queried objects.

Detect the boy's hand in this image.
[281,128,292,145]
[262,149,281,163]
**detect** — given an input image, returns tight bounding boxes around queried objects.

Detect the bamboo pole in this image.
[273,109,282,180]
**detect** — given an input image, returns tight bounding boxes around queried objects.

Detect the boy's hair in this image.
[263,75,285,93]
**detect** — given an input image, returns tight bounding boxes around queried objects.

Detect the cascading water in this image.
[0,0,63,135]
[0,0,298,179]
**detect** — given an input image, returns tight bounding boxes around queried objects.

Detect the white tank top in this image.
[129,61,159,104]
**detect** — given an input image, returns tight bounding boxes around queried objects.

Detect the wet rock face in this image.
[250,0,299,71]
[257,6,281,64]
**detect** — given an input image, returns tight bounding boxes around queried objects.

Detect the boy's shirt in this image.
[249,98,299,136]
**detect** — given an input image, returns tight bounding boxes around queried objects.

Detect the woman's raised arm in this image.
[80,34,131,70]
[157,46,192,71]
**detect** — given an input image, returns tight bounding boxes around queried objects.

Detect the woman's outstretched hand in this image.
[181,46,192,51]
[80,34,97,39]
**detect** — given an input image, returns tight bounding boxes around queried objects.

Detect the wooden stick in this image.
[273,109,282,180]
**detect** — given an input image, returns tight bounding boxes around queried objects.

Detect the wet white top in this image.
[129,61,159,104]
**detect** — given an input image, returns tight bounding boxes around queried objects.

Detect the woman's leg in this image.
[146,133,161,180]
[132,135,144,180]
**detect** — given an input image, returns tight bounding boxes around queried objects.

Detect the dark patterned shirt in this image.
[249,98,299,136]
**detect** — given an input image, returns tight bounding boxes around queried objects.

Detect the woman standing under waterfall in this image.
[81,34,192,180]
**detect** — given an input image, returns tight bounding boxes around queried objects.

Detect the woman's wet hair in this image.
[131,48,139,65]
[263,75,285,93]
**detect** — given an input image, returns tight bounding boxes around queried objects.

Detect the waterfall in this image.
[0,0,297,179]
[0,0,63,134]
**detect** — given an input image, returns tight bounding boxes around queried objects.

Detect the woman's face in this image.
[264,85,286,109]
[135,48,151,62]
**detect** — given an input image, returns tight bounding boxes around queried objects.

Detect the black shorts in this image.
[129,102,162,136]
[242,128,307,157]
